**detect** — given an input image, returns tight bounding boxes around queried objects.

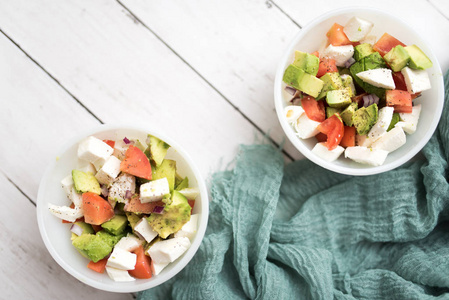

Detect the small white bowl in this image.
[274,7,444,176]
[36,124,209,293]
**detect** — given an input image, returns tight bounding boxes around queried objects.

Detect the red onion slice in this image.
[362,95,370,107]
[372,94,380,105]
[284,86,297,95]
[123,137,131,144]
[344,57,356,68]
[125,190,132,199]
[70,223,83,236]
[152,206,165,214]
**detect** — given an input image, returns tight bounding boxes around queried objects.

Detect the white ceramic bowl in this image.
[274,7,444,176]
[36,124,209,293]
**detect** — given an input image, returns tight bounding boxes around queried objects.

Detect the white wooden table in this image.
[1,1,448,299]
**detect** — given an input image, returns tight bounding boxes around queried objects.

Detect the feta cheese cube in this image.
[115,234,144,252]
[311,143,345,162]
[68,187,83,207]
[295,114,320,139]
[106,266,135,282]
[372,126,406,152]
[284,105,305,124]
[106,247,137,270]
[396,104,422,134]
[108,173,136,203]
[134,218,158,243]
[322,44,354,67]
[48,203,83,223]
[401,67,431,94]
[362,106,395,147]
[356,68,396,89]
[95,156,122,186]
[76,160,96,174]
[77,136,113,164]
[113,139,129,160]
[360,35,377,45]
[174,214,199,241]
[147,237,191,264]
[345,146,389,166]
[140,178,170,203]
[61,175,74,195]
[178,187,200,200]
[151,261,169,276]
[343,17,374,42]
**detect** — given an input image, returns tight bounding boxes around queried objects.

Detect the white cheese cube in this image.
[95,156,122,186]
[113,139,129,160]
[140,178,170,203]
[343,17,374,42]
[151,261,169,276]
[372,126,406,152]
[401,67,431,94]
[311,143,344,162]
[61,175,74,195]
[106,266,135,282]
[356,69,395,89]
[68,187,83,208]
[321,44,354,67]
[174,214,199,241]
[345,146,389,166]
[360,35,377,45]
[178,187,199,200]
[363,106,394,147]
[295,114,320,139]
[106,247,137,270]
[356,134,369,147]
[77,160,97,174]
[108,173,136,203]
[396,104,422,134]
[115,234,144,252]
[147,237,191,264]
[61,176,82,207]
[284,105,304,124]
[48,203,83,222]
[77,136,113,164]
[134,218,158,243]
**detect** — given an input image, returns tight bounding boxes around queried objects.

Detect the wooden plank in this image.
[273,0,449,72]
[0,172,133,299]
[429,0,449,19]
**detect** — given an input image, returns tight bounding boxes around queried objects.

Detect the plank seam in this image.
[1,169,36,206]
[427,0,449,20]
[0,29,104,125]
[268,0,302,29]
[116,0,294,161]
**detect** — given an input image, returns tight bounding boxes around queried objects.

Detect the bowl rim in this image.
[36,123,209,293]
[274,6,444,176]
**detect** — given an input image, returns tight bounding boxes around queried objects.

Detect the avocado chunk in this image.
[326,107,341,119]
[144,135,170,167]
[146,191,191,239]
[326,89,352,108]
[316,72,343,100]
[72,234,111,262]
[70,221,95,241]
[340,74,356,97]
[350,52,387,99]
[384,45,410,72]
[340,102,358,126]
[352,103,378,135]
[175,176,189,191]
[387,112,400,131]
[405,45,433,70]
[152,159,176,191]
[283,64,324,98]
[72,169,101,195]
[292,50,320,76]
[354,43,375,61]
[96,230,125,248]
[101,215,128,235]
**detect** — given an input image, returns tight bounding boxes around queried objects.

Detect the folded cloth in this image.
[139,72,449,300]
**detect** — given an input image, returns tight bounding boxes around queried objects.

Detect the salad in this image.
[48,134,199,282]
[283,17,432,166]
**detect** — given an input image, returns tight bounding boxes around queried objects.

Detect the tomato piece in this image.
[311,51,319,58]
[326,23,352,46]
[82,192,115,225]
[339,126,356,148]
[317,57,338,78]
[120,145,152,180]
[315,132,327,143]
[386,90,412,106]
[91,224,103,232]
[103,139,115,148]
[188,200,195,213]
[87,257,108,273]
[351,93,368,108]
[129,246,152,279]
[301,96,326,122]
[392,72,421,99]
[373,33,406,57]
[124,195,165,214]
[317,114,344,150]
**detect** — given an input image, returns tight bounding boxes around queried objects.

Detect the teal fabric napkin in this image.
[139,71,449,300]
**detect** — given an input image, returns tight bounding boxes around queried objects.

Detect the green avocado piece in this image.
[340,74,356,97]
[354,43,375,61]
[283,64,324,98]
[384,45,410,72]
[316,72,343,100]
[72,234,112,263]
[126,212,141,229]
[146,191,191,239]
[72,169,101,195]
[352,103,378,135]
[101,215,128,236]
[326,107,341,119]
[405,45,433,70]
[70,221,95,241]
[96,230,125,248]
[350,52,387,99]
[387,113,400,132]
[326,89,352,108]
[292,50,320,76]
[340,102,358,126]
[175,176,189,191]
[152,159,176,191]
[144,135,170,166]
